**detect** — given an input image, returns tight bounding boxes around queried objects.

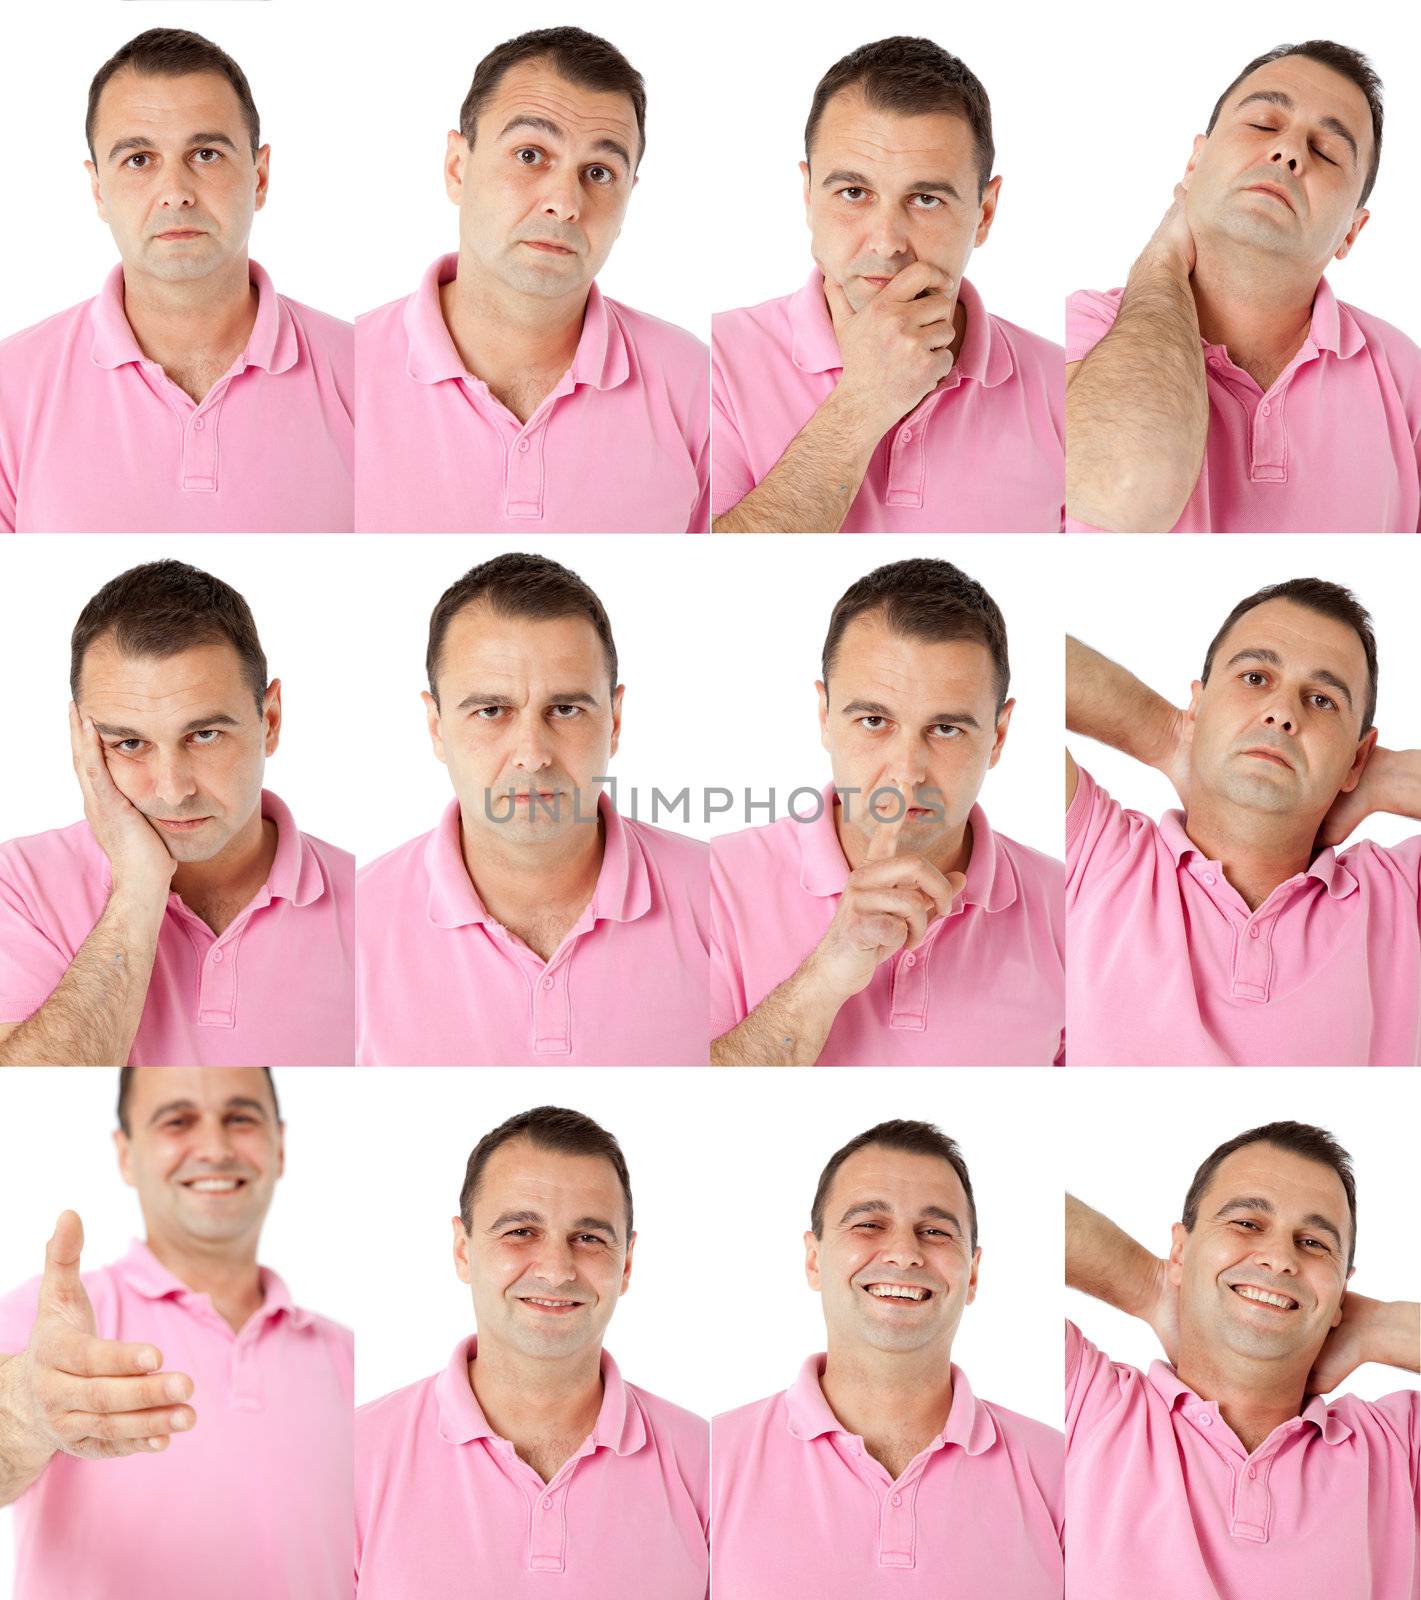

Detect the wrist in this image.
[0,1358,52,1479]
[105,875,170,927]
[821,380,895,453]
[789,952,852,1030]
[1131,239,1193,286]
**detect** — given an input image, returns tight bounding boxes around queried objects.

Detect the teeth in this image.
[523,1298,578,1308]
[1233,1284,1297,1310]
[866,1284,929,1302]
[187,1179,240,1192]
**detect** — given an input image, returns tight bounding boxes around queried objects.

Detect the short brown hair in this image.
[805,37,994,195]
[1206,41,1383,206]
[117,1067,281,1135]
[425,553,618,705]
[459,27,646,166]
[459,1106,634,1239]
[1200,576,1378,734]
[87,29,261,160]
[822,558,1009,710]
[810,1119,978,1247]
[1181,1120,1357,1270]
[71,561,269,714]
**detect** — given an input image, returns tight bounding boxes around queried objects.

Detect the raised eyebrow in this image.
[498,114,630,171]
[107,131,239,162]
[1224,649,1355,710]
[840,699,894,718]
[455,691,600,712]
[1233,89,1359,164]
[929,710,980,729]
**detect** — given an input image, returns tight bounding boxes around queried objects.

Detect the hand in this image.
[1147,1257,1180,1365]
[1136,184,1197,279]
[827,263,959,435]
[1157,705,1191,809]
[802,800,965,1005]
[5,1212,195,1462]
[69,703,175,903]
[1317,745,1400,849]
[1307,1295,1420,1395]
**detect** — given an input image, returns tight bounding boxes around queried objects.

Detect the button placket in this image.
[877,1472,920,1568]
[532,952,573,1055]
[888,940,930,1030]
[505,419,549,518]
[885,417,927,508]
[1229,1448,1276,1541]
[1229,909,1278,1001]
[180,384,229,492]
[230,1324,263,1411]
[528,1478,569,1571]
[197,925,243,1026]
[1248,383,1289,482]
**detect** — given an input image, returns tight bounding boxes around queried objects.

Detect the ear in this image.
[1183,133,1207,186]
[451,1215,472,1285]
[964,1246,981,1305]
[274,1120,286,1182]
[444,131,469,206]
[423,690,447,765]
[800,159,812,225]
[114,1128,134,1189]
[620,1230,636,1296]
[816,680,830,751]
[87,160,106,221]
[253,145,271,211]
[1335,208,1370,260]
[975,175,1002,248]
[804,1229,822,1291]
[1167,1221,1188,1286]
[262,680,282,756]
[987,697,1015,769]
[608,683,625,758]
[1182,680,1203,744]
[1338,726,1379,794]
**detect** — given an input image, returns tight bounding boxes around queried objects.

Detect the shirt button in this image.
[1247,1467,1256,1479]
[541,975,554,990]
[194,417,206,430]
[1249,925,1260,939]
[900,428,913,443]
[904,953,916,967]
[518,438,531,453]
[1261,402,1271,416]
[1199,1413,1213,1427]
[1208,354,1222,367]
[1202,872,1216,886]
[891,1493,902,1507]
[212,948,224,963]
[542,1497,553,1510]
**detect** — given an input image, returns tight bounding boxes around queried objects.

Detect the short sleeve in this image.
[710,339,756,519]
[1064,1318,1115,1441]
[1064,764,1139,902]
[0,851,72,1023]
[708,851,748,1038]
[1065,289,1124,365]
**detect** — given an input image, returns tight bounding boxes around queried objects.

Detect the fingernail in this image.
[147,1437,165,1451]
[136,1349,159,1372]
[165,1375,187,1401]
[170,1410,190,1430]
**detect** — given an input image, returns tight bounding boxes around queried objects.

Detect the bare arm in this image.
[711,956,844,1066]
[1066,187,1209,533]
[1065,1194,1178,1359]
[1065,636,1188,810]
[1319,747,1421,847]
[0,1355,53,1506]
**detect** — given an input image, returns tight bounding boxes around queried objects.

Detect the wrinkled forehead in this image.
[810,85,979,178]
[1209,599,1368,689]
[823,1144,969,1225]
[125,1065,277,1126]
[472,1138,628,1231]
[438,603,610,696]
[77,636,255,721]
[475,57,641,163]
[92,67,250,149]
[1194,1143,1351,1252]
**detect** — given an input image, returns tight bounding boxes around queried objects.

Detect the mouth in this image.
[153,816,212,832]
[1229,1282,1300,1312]
[1243,184,1295,212]
[862,1281,934,1305]
[510,790,561,806]
[522,240,575,256]
[180,1176,247,1196]
[515,1295,584,1314]
[155,229,207,240]
[1240,748,1294,771]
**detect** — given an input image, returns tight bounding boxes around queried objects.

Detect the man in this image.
[0,560,355,1066]
[1066,577,1421,1064]
[711,558,1063,1065]
[356,27,708,533]
[355,1105,708,1597]
[1067,40,1421,532]
[714,1120,1062,1597]
[0,29,354,533]
[357,551,708,1064]
[0,1067,353,1599]
[1066,1121,1419,1597]
[712,37,1063,533]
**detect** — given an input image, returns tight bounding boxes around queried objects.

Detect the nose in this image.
[152,745,199,807]
[886,730,931,799]
[1249,1235,1300,1277]
[511,711,554,772]
[864,204,911,263]
[1259,697,1299,735]
[879,1224,925,1270]
[532,1238,578,1290]
[156,170,199,210]
[539,169,581,225]
[192,1115,238,1166]
[1267,136,1304,176]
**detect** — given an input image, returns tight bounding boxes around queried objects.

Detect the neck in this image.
[1174,1339,1309,1454]
[121,257,258,363]
[468,1336,605,1445]
[819,1340,954,1441]
[441,251,587,385]
[460,805,605,918]
[1181,795,1319,911]
[143,1228,264,1333]
[836,804,973,880]
[170,805,279,922]
[1190,242,1318,387]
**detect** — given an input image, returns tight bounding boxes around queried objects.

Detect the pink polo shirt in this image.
[713,1354,1062,1598]
[710,786,1064,1064]
[0,261,354,533]
[712,272,1064,531]
[355,1336,708,1599]
[1066,764,1421,1065]
[0,1239,352,1600]
[357,793,708,1064]
[0,790,355,1065]
[1066,1321,1419,1599]
[1065,279,1421,532]
[355,254,709,532]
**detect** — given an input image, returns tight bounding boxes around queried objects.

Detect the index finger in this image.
[40,1324,162,1379]
[857,854,960,919]
[882,261,952,301]
[864,796,908,863]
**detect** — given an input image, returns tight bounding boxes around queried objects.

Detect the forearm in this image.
[1370,749,1421,821]
[711,961,843,1066]
[1354,1296,1420,1372]
[1066,255,1209,532]
[1065,1195,1166,1320]
[0,890,162,1067]
[712,388,880,534]
[0,1356,53,1508]
[1066,636,1181,770]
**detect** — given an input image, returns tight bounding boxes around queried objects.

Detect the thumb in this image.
[41,1210,86,1307]
[945,871,967,900]
[822,275,853,323]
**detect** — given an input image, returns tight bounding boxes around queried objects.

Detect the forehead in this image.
[1197,1142,1350,1240]
[126,1066,275,1123]
[831,612,997,708]
[440,603,607,691]
[476,58,639,152]
[1222,56,1371,155]
[825,1143,968,1218]
[93,68,248,144]
[812,86,977,175]
[474,1137,625,1217]
[1211,598,1367,683]
[78,637,253,719]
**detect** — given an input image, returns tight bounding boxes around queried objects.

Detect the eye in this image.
[123,152,153,169]
[856,715,889,732]
[1300,1236,1331,1252]
[931,723,964,739]
[1248,123,1277,132]
[574,1233,608,1246]
[585,165,616,185]
[504,1227,535,1239]
[910,194,945,210]
[1241,671,1267,687]
[852,1221,884,1231]
[837,186,869,203]
[189,729,224,745]
[548,704,584,720]
[1310,145,1337,166]
[472,706,508,721]
[1308,693,1338,712]
[191,148,223,165]
[514,146,544,167]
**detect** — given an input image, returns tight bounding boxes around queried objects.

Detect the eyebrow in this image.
[1222,648,1355,711]
[485,1208,620,1242]
[497,114,631,171]
[838,1200,963,1230]
[1233,90,1360,166]
[839,697,981,730]
[1213,1195,1345,1253]
[107,131,240,162]
[820,167,963,202]
[455,690,600,713]
[146,1095,268,1126]
[93,712,243,740]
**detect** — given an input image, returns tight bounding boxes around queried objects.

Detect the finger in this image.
[848,886,937,926]
[822,276,854,322]
[853,913,911,956]
[40,1325,162,1378]
[853,856,958,917]
[72,1434,175,1460]
[864,792,910,862]
[883,262,951,301]
[64,1403,196,1444]
[55,1368,192,1415]
[40,1212,86,1310]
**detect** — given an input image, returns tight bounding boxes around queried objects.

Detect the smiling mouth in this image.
[863,1282,934,1303]
[1230,1283,1299,1311]
[517,1296,584,1313]
[181,1177,246,1195]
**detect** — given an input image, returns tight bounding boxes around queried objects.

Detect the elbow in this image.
[1066,460,1197,533]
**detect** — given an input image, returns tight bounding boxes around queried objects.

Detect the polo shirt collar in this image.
[1146,1360,1354,1445]
[787,270,1011,389]
[260,789,328,908]
[797,784,1018,914]
[1159,810,1359,900]
[115,1238,313,1330]
[436,1335,646,1454]
[1307,276,1365,360]
[89,259,297,375]
[424,790,651,930]
[784,1354,997,1455]
[403,255,629,391]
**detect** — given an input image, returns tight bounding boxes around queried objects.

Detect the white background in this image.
[1066,534,1421,849]
[1066,1067,1420,1399]
[345,1067,1064,1425]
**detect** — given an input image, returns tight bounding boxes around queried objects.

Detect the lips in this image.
[1229,1282,1299,1311]
[522,240,575,255]
[153,816,212,831]
[863,1281,934,1303]
[516,1294,584,1314]
[180,1176,246,1194]
[1244,183,1295,212]
[1240,747,1294,771]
